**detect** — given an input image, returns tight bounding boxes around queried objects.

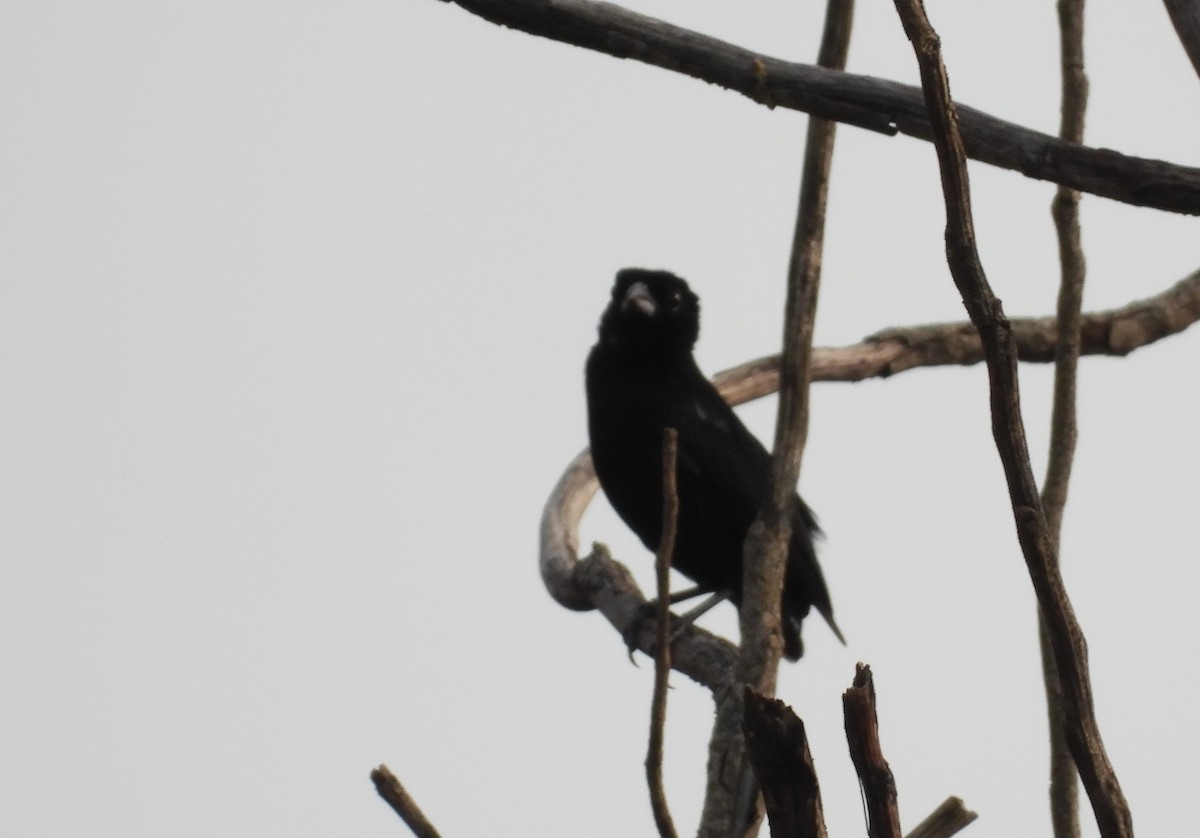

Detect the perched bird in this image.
[585,268,842,660]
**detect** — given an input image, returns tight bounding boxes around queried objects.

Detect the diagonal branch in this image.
[905,797,978,838]
[891,1,1132,835]
[371,765,444,838]
[711,268,1200,404]
[440,0,1200,215]
[1164,0,1200,79]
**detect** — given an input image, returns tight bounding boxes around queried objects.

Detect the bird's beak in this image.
[622,281,657,317]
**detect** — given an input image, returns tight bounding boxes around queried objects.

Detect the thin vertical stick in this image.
[647,428,679,838]
[1040,1,1089,836]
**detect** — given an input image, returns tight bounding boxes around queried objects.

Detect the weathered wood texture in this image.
[742,688,827,838]
[443,0,1200,214]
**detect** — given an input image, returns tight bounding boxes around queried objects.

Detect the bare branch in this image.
[575,544,740,688]
[711,267,1200,403]
[1040,0,1089,835]
[647,429,679,838]
[843,664,901,838]
[440,0,1200,215]
[905,797,978,838]
[739,0,854,685]
[1164,0,1200,79]
[891,1,1132,836]
[742,687,827,838]
[370,765,444,838]
[709,5,856,834]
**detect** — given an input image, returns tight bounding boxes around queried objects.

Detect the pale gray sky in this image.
[3,1,1198,836]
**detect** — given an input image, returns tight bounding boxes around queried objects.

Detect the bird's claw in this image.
[622,600,666,665]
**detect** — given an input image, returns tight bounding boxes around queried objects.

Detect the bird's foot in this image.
[622,600,663,664]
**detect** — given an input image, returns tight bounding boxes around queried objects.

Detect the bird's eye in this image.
[667,290,684,309]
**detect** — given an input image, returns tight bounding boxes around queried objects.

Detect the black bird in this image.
[585,268,842,660]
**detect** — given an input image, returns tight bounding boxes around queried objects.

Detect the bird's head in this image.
[598,268,701,357]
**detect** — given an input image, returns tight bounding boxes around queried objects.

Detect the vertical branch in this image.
[739,0,856,718]
[1040,2,1089,836]
[707,4,856,837]
[743,687,828,838]
[890,2,1132,837]
[843,664,902,838]
[647,428,680,838]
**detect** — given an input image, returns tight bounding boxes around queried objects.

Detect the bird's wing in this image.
[673,370,842,642]
[669,371,774,522]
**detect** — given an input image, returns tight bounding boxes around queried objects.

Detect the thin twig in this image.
[1040,0,1089,835]
[905,797,978,838]
[647,428,679,838]
[370,765,443,838]
[843,664,901,838]
[891,2,1132,836]
[441,0,1200,214]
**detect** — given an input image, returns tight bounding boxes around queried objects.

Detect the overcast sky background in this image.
[3,1,1199,836]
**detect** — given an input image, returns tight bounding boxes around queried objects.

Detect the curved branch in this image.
[540,268,1200,622]
[713,267,1200,402]
[442,0,1200,215]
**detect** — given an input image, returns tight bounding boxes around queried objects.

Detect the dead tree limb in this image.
[891,1,1132,835]
[716,3,857,836]
[905,797,978,838]
[713,268,1200,403]
[740,0,854,686]
[843,664,901,838]
[371,765,444,838]
[439,0,1200,214]
[742,687,827,838]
